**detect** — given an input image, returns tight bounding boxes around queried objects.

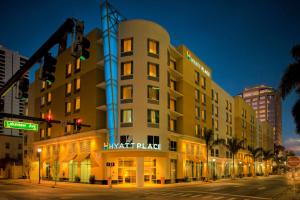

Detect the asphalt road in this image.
[0,176,298,200]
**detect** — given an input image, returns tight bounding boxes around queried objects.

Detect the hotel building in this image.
[240,85,282,145]
[28,3,274,186]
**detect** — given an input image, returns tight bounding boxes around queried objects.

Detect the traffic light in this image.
[72,21,90,60]
[46,114,53,128]
[41,53,57,84]
[73,118,82,132]
[80,37,90,60]
[18,76,29,99]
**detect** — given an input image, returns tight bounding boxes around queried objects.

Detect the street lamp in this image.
[37,148,42,184]
[212,159,216,180]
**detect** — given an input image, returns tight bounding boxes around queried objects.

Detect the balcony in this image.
[168,66,182,80]
[168,88,183,98]
[169,109,183,118]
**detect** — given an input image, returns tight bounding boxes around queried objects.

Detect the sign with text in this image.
[4,120,39,132]
[287,156,300,168]
[103,143,161,150]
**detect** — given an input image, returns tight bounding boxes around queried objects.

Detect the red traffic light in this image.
[46,114,52,122]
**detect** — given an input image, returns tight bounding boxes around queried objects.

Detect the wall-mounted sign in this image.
[104,143,161,150]
[4,120,39,132]
[186,51,211,77]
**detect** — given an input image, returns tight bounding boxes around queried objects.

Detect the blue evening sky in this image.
[0,0,299,153]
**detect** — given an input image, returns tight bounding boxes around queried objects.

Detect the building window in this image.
[66,63,72,77]
[169,79,176,90]
[75,58,81,72]
[215,149,219,157]
[195,71,200,84]
[66,124,72,134]
[211,149,214,157]
[47,92,52,104]
[147,109,159,128]
[170,60,176,70]
[147,39,159,57]
[169,117,176,132]
[147,85,159,104]
[214,119,219,131]
[120,85,133,103]
[120,135,133,144]
[195,89,200,101]
[121,38,133,56]
[41,96,45,106]
[147,62,159,81]
[195,124,200,137]
[41,81,46,91]
[169,140,177,152]
[74,78,80,92]
[40,129,45,138]
[201,110,206,121]
[200,76,206,89]
[74,97,80,112]
[66,82,72,96]
[5,143,10,149]
[121,61,133,80]
[65,101,71,115]
[47,127,51,137]
[201,93,206,105]
[195,106,200,119]
[169,98,176,111]
[120,109,133,127]
[147,135,159,145]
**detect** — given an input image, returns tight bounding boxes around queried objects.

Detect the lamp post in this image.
[212,158,216,180]
[37,148,42,184]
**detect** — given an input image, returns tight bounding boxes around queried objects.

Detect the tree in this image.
[221,137,245,179]
[279,44,300,134]
[203,129,222,181]
[247,146,262,177]
[262,150,274,176]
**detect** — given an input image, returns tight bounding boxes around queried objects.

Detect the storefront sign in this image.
[4,120,39,132]
[103,143,161,150]
[186,51,211,77]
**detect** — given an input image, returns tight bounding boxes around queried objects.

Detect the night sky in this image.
[1,0,299,153]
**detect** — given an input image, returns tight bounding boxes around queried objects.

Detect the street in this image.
[0,175,298,200]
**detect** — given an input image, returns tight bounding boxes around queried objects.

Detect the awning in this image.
[73,153,90,162]
[61,154,77,162]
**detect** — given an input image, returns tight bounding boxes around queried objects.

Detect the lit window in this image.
[195,71,200,84]
[47,92,52,103]
[201,110,206,121]
[75,58,81,71]
[66,82,72,95]
[169,79,176,90]
[148,85,159,102]
[201,93,206,104]
[41,96,45,106]
[121,109,133,124]
[75,97,80,111]
[121,38,133,54]
[121,61,133,79]
[195,106,200,118]
[200,76,206,89]
[169,98,176,111]
[41,81,46,90]
[65,101,71,114]
[120,85,133,102]
[195,89,200,101]
[47,127,51,137]
[148,62,159,80]
[170,60,176,70]
[169,118,176,132]
[66,63,72,77]
[195,124,200,136]
[40,129,45,138]
[148,39,159,55]
[41,112,45,119]
[147,109,159,126]
[75,78,80,92]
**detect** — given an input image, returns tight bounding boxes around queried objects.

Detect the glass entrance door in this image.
[144,158,156,184]
[170,159,177,183]
[118,158,136,184]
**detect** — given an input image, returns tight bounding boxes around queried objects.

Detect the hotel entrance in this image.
[118,158,136,184]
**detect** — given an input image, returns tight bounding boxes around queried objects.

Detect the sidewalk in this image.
[0,175,282,190]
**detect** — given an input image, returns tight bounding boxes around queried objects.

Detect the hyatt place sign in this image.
[104,143,161,150]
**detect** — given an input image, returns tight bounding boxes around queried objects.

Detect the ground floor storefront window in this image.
[144,158,156,183]
[80,159,91,183]
[118,158,136,184]
[68,160,78,181]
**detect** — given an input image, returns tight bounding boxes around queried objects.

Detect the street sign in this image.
[4,120,39,132]
[287,156,300,168]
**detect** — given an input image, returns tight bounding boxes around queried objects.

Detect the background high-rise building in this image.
[240,85,282,145]
[0,45,28,136]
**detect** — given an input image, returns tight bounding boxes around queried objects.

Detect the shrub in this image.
[89,175,95,184]
[75,175,80,182]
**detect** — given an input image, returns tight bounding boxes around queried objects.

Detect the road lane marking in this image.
[214,197,224,199]
[180,194,191,197]
[191,194,202,198]
[227,198,236,200]
[183,191,271,199]
[258,187,266,190]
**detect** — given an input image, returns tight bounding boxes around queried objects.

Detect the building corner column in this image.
[136,157,144,187]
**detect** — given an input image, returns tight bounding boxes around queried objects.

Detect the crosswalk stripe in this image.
[203,195,213,199]
[214,197,224,199]
[191,194,202,198]
[180,194,191,197]
[227,198,236,200]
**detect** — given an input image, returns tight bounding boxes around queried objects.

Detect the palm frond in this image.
[291,44,300,61]
[292,98,300,134]
[279,63,300,99]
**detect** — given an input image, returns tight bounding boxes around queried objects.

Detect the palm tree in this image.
[222,137,245,179]
[247,146,262,177]
[262,150,274,176]
[203,129,222,181]
[279,44,300,134]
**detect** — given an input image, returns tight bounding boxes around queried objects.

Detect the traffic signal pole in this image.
[0,18,75,98]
